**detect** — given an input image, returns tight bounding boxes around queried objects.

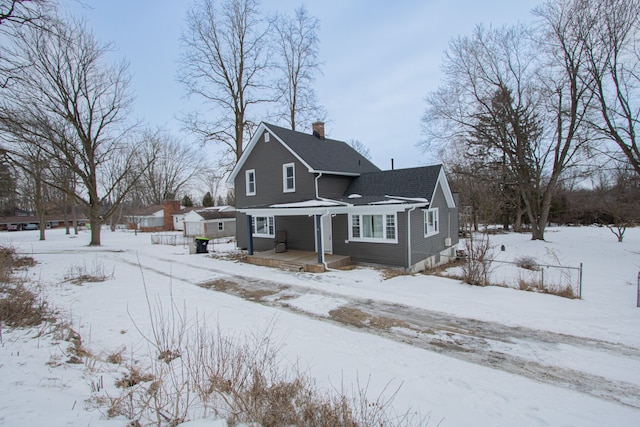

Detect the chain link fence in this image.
[150,234,191,246]
[490,259,582,299]
[447,253,583,299]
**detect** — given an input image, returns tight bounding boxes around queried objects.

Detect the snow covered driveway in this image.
[116,249,640,410]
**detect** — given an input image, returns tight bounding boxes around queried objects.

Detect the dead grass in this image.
[0,283,52,327]
[379,268,407,280]
[329,306,410,330]
[64,260,114,285]
[115,366,155,388]
[93,280,424,426]
[0,245,35,284]
[201,278,280,302]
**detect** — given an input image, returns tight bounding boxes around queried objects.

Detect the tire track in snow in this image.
[114,250,640,410]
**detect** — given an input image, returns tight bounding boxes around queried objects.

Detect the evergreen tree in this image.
[202,191,214,207]
[182,194,194,207]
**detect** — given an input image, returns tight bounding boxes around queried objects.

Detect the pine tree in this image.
[202,191,214,207]
[181,194,194,207]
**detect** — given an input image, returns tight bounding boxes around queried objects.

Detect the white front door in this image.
[322,215,333,254]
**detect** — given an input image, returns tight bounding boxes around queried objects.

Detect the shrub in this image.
[515,256,540,271]
[461,232,493,286]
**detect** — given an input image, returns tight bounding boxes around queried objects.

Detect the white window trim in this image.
[348,213,398,244]
[283,163,295,193]
[424,208,439,237]
[245,169,256,196]
[217,222,224,231]
[251,216,274,238]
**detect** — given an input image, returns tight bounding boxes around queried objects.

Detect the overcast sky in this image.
[66,0,540,171]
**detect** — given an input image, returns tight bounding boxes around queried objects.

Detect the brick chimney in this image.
[163,200,181,231]
[312,121,325,139]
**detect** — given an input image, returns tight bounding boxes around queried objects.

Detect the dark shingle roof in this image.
[197,210,236,220]
[265,123,380,175]
[133,205,164,216]
[343,165,442,200]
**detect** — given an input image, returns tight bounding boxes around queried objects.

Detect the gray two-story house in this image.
[228,122,458,272]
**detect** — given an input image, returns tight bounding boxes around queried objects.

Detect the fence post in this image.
[579,263,583,299]
[541,267,544,289]
[637,271,639,308]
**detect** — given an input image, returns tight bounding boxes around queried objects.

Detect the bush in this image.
[515,256,539,271]
[461,232,493,286]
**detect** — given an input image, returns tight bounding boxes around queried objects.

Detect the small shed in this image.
[181,206,236,239]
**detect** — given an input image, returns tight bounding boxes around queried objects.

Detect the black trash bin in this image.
[195,237,210,253]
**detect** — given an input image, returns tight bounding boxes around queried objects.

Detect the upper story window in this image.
[283,163,295,192]
[349,213,397,243]
[245,169,256,196]
[424,208,439,237]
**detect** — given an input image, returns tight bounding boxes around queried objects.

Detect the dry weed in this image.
[0,283,52,327]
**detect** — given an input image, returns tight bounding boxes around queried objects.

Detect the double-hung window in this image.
[217,222,224,231]
[245,169,256,196]
[283,163,295,192]
[424,208,439,237]
[252,216,274,238]
[350,213,397,243]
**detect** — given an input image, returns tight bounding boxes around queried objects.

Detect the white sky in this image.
[65,0,540,171]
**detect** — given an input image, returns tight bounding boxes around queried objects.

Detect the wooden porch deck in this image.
[246,249,351,272]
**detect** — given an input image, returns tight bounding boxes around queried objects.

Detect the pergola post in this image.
[246,214,253,255]
[315,214,323,264]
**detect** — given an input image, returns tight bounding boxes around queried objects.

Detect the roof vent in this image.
[312,121,325,139]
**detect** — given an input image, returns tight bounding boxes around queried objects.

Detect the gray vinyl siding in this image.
[236,212,250,249]
[317,175,354,199]
[235,212,315,251]
[332,213,408,267]
[235,131,316,208]
[276,216,315,251]
[409,183,457,265]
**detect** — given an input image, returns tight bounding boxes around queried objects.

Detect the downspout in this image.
[407,206,417,272]
[314,172,329,269]
[320,210,334,270]
[315,172,323,198]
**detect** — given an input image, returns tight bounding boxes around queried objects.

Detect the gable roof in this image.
[131,205,164,216]
[229,122,380,182]
[342,165,456,208]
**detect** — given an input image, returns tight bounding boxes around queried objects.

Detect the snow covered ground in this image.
[1,225,639,426]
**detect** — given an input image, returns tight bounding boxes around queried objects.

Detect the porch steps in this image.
[279,262,305,272]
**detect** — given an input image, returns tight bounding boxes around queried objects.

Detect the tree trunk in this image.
[89,191,101,245]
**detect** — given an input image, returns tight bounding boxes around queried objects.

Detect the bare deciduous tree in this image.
[0,17,145,245]
[179,0,271,172]
[423,19,593,240]
[347,139,372,160]
[272,5,325,131]
[135,128,205,205]
[575,0,640,176]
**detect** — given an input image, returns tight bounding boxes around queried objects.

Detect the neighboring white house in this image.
[125,205,165,229]
[173,207,198,232]
[125,201,183,231]
[181,206,236,238]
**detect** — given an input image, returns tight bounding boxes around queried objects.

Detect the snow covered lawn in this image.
[1,225,639,426]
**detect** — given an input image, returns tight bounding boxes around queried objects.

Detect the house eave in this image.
[238,201,428,217]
